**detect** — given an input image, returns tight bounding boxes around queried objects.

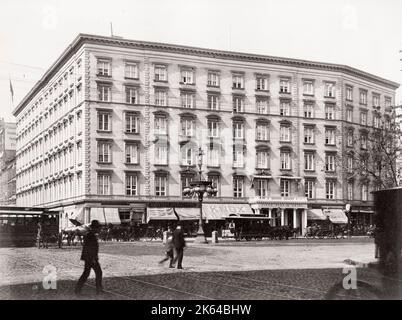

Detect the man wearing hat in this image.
[75,220,103,294]
[172,224,186,269]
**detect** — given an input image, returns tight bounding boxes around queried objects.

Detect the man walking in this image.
[172,224,186,269]
[75,220,103,295]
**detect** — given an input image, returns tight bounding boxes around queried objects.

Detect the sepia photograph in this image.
[0,0,402,311]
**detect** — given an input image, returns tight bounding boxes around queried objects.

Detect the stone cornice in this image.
[13,33,400,117]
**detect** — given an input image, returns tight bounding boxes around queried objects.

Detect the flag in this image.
[9,78,14,103]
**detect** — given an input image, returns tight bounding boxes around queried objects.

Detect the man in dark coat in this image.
[74,220,103,294]
[172,225,186,269]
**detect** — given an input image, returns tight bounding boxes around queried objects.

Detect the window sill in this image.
[124,77,139,81]
[304,170,316,173]
[255,139,270,143]
[97,74,112,78]
[125,131,140,135]
[324,96,335,99]
[255,89,270,93]
[279,169,292,172]
[154,79,168,83]
[303,142,315,145]
[325,144,336,147]
[96,162,112,165]
[154,163,169,166]
[232,87,245,90]
[303,93,315,97]
[97,130,112,133]
[279,91,291,94]
[124,162,139,165]
[207,84,220,89]
[207,165,220,169]
[179,82,196,85]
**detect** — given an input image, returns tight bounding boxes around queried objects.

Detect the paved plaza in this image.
[0,238,388,300]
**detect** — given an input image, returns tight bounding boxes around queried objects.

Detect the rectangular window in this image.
[233,177,244,198]
[324,82,335,97]
[279,79,290,93]
[255,179,269,198]
[155,116,167,135]
[208,176,219,196]
[125,62,138,79]
[181,69,194,84]
[280,152,291,170]
[304,127,314,144]
[232,75,244,89]
[280,126,291,142]
[326,180,335,199]
[360,90,367,105]
[373,94,380,107]
[280,179,290,197]
[256,123,269,141]
[280,101,291,116]
[155,175,167,196]
[256,98,268,114]
[98,112,111,131]
[181,92,195,108]
[256,76,268,91]
[347,108,353,122]
[325,128,335,145]
[346,86,353,101]
[97,59,111,76]
[154,65,167,81]
[325,154,335,172]
[207,71,220,87]
[126,87,138,104]
[208,120,219,138]
[233,147,244,168]
[347,130,354,147]
[305,180,314,199]
[325,104,335,120]
[98,142,111,163]
[207,147,220,167]
[233,96,245,113]
[347,182,354,201]
[256,150,269,169]
[97,173,110,195]
[181,119,194,136]
[361,134,367,149]
[347,156,354,173]
[98,85,111,102]
[385,98,392,108]
[155,145,168,165]
[304,153,315,171]
[303,81,314,95]
[125,144,138,164]
[304,104,314,118]
[181,175,194,194]
[373,115,381,128]
[126,174,138,196]
[362,184,368,201]
[125,113,139,133]
[207,94,219,110]
[155,90,167,106]
[360,112,367,125]
[233,122,244,139]
[181,147,194,166]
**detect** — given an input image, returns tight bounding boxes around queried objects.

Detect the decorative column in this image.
[254,208,260,215]
[293,209,297,229]
[302,209,308,235]
[280,209,285,226]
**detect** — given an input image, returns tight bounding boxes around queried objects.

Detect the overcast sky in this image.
[0,0,401,122]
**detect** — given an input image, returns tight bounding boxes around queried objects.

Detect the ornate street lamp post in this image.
[345,203,351,238]
[182,147,217,244]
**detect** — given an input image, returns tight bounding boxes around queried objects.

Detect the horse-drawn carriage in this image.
[225,216,299,241]
[305,218,347,239]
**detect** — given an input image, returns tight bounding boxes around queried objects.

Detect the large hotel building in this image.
[13,34,399,234]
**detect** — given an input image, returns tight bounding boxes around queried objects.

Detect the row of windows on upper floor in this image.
[17,58,83,128]
[16,170,367,202]
[96,84,391,124]
[95,58,393,106]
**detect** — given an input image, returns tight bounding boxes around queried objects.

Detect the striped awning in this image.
[147,208,177,222]
[90,208,121,225]
[203,203,254,220]
[307,209,327,220]
[322,209,348,224]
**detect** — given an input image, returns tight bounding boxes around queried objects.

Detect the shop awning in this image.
[322,209,348,224]
[174,208,200,220]
[147,207,177,222]
[90,208,121,225]
[202,203,254,220]
[104,208,121,224]
[307,209,327,220]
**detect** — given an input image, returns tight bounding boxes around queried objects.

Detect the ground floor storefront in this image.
[51,199,374,237]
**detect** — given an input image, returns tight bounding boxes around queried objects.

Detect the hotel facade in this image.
[13,34,399,234]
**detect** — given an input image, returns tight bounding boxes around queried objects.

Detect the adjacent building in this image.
[12,34,399,233]
[0,119,17,205]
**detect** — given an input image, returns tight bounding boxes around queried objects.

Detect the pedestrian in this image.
[159,235,174,268]
[74,220,103,295]
[172,224,186,269]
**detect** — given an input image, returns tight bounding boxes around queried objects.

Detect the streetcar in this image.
[0,206,60,247]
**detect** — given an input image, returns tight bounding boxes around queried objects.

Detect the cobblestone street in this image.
[0,238,387,300]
